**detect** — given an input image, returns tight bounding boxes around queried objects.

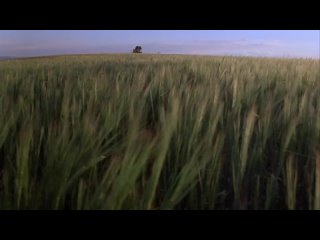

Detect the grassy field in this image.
[0,54,319,209]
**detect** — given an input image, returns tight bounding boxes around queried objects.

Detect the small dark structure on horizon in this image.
[133,46,142,53]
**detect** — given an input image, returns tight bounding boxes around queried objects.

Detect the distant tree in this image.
[133,46,142,53]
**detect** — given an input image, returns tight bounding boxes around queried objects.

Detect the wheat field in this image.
[0,54,319,209]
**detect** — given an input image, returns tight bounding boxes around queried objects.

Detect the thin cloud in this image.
[141,39,318,58]
[140,39,287,56]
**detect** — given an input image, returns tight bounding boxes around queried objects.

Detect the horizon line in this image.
[1,52,319,61]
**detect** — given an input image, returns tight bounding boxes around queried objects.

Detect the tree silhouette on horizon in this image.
[133,46,142,53]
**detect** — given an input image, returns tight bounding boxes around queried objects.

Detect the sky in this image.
[0,30,319,58]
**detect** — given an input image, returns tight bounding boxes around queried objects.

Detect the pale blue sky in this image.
[0,30,319,58]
